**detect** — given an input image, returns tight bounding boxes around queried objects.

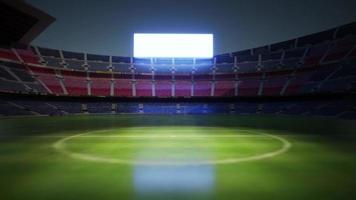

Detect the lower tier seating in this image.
[1,95,355,120]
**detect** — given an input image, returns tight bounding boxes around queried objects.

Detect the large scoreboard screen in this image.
[133,33,213,58]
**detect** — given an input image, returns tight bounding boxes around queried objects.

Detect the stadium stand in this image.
[114,79,132,97]
[155,80,172,97]
[136,80,153,97]
[63,78,87,96]
[0,30,355,98]
[86,102,113,113]
[0,48,18,61]
[0,21,356,119]
[194,81,211,96]
[175,81,192,97]
[0,93,355,119]
[214,81,235,97]
[0,99,33,116]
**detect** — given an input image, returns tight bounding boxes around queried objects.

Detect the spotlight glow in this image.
[134,33,213,58]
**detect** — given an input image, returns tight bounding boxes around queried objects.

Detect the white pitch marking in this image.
[57,134,266,138]
[53,128,292,166]
[1,135,266,139]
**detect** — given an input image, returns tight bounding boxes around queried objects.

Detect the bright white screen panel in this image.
[134,33,213,58]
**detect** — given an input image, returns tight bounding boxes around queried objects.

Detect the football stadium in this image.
[1,0,356,199]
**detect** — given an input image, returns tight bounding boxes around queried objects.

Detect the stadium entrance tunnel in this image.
[53,126,291,166]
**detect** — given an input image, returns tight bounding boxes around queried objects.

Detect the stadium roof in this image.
[0,0,55,47]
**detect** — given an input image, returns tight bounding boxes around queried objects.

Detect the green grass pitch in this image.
[0,115,356,200]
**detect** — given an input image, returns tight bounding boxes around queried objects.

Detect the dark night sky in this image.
[26,0,356,56]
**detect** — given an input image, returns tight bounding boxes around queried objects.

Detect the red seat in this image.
[63,77,87,96]
[194,81,211,96]
[238,79,260,96]
[0,48,18,61]
[175,81,191,97]
[91,78,111,96]
[114,80,132,97]
[215,81,235,96]
[155,81,172,97]
[16,48,40,64]
[136,80,152,97]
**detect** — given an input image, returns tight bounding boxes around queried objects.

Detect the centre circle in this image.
[53,126,291,165]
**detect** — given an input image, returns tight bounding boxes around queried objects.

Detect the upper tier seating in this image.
[87,61,110,71]
[16,48,40,64]
[0,48,18,61]
[112,56,130,63]
[43,57,63,68]
[215,63,234,73]
[304,43,329,66]
[112,63,131,73]
[64,59,85,70]
[135,64,152,73]
[62,50,84,60]
[87,54,109,62]
[216,54,234,64]
[297,29,335,47]
[195,64,213,74]
[270,39,295,52]
[154,65,172,74]
[38,47,61,58]
[323,35,356,63]
[174,65,193,74]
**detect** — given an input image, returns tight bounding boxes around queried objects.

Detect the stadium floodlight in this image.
[133,33,213,58]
